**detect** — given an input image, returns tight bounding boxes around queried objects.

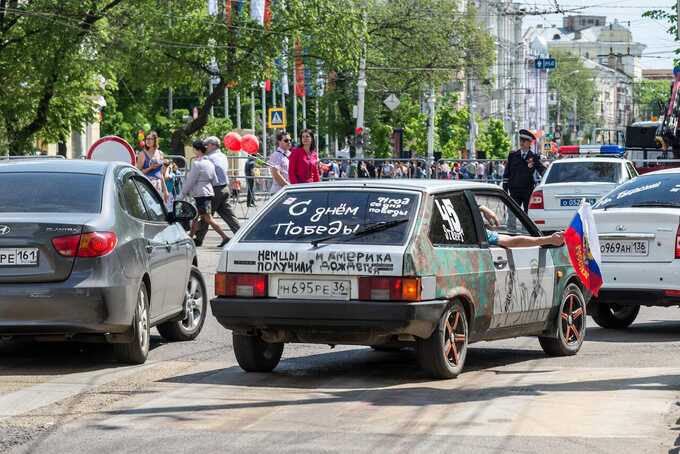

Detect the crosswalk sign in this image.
[267,108,286,129]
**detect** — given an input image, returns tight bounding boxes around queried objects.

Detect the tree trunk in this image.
[170,79,227,156]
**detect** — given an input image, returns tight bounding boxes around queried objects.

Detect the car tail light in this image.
[358,277,421,302]
[675,225,680,259]
[215,272,268,297]
[51,232,117,257]
[529,190,544,210]
[664,289,680,297]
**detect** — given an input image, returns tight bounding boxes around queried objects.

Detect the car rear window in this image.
[0,172,103,213]
[545,161,621,184]
[594,173,680,209]
[242,190,419,245]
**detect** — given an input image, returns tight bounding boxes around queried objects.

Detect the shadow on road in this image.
[112,366,680,417]
[0,335,168,376]
[586,319,680,344]
[159,345,548,390]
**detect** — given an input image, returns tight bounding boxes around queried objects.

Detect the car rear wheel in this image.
[114,284,150,364]
[539,283,586,356]
[416,301,468,379]
[591,303,639,329]
[233,333,284,372]
[157,267,207,341]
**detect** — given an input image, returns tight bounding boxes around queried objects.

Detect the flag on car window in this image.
[564,202,603,296]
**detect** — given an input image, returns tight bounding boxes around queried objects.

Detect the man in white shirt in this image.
[269,131,291,193]
[193,136,240,246]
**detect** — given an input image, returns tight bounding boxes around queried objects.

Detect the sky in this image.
[518,0,677,69]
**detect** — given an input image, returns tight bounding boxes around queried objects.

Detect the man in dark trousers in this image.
[245,155,256,207]
[502,129,545,212]
[193,136,240,247]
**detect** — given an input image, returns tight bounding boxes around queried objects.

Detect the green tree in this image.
[436,93,469,158]
[331,0,495,152]
[634,79,670,121]
[548,51,598,138]
[477,118,511,159]
[0,0,363,154]
[0,1,127,154]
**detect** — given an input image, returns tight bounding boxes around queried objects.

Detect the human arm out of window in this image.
[497,231,564,248]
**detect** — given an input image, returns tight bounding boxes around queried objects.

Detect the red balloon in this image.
[241,134,260,155]
[223,132,242,152]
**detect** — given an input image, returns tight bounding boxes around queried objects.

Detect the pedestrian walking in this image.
[193,136,240,247]
[136,131,170,203]
[269,130,291,194]
[245,155,256,207]
[476,160,486,180]
[289,129,320,184]
[181,140,230,247]
[503,129,545,212]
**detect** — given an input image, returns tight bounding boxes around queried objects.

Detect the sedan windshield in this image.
[594,173,680,209]
[545,161,621,184]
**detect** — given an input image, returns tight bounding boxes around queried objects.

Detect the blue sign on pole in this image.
[535,58,556,70]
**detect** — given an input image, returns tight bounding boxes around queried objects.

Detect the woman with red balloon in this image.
[289,129,320,184]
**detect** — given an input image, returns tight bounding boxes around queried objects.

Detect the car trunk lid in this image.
[0,214,92,283]
[542,182,616,210]
[594,208,680,263]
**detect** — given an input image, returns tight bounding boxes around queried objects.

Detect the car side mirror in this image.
[169,200,197,223]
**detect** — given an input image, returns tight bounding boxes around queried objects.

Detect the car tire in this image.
[590,303,639,329]
[113,284,150,364]
[539,283,586,356]
[233,333,284,372]
[157,267,207,341]
[416,300,468,379]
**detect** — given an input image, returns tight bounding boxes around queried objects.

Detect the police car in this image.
[528,145,638,233]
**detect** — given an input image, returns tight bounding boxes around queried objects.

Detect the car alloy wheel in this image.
[560,292,585,346]
[182,273,204,331]
[136,287,150,353]
[444,306,467,367]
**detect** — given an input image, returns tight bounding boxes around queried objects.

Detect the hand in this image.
[527,160,534,169]
[480,206,500,227]
[546,231,564,246]
[151,161,162,170]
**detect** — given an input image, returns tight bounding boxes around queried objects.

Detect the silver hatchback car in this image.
[0,160,206,363]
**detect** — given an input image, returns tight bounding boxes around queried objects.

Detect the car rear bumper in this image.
[592,289,680,307]
[0,276,137,337]
[210,297,447,341]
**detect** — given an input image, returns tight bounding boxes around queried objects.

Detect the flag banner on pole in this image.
[225,0,232,25]
[294,37,305,97]
[264,0,272,28]
[208,0,218,15]
[280,38,289,96]
[564,202,603,296]
[251,0,265,25]
[234,0,245,15]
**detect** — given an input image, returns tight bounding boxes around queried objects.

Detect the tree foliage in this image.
[477,118,511,159]
[548,51,598,136]
[634,79,670,121]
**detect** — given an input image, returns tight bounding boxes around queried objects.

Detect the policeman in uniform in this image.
[502,129,545,212]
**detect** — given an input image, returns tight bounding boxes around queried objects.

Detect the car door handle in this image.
[494,257,508,269]
[165,241,172,252]
[145,244,153,254]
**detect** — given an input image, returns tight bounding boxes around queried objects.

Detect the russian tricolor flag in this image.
[564,202,603,296]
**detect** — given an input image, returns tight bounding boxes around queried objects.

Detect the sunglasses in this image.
[282,138,291,143]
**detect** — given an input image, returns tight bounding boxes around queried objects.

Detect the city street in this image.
[1,217,679,454]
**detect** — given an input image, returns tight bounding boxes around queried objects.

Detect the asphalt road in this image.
[1,216,680,454]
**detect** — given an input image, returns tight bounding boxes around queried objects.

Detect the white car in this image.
[528,150,638,232]
[590,167,680,328]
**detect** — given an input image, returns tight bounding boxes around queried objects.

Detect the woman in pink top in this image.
[289,129,320,184]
